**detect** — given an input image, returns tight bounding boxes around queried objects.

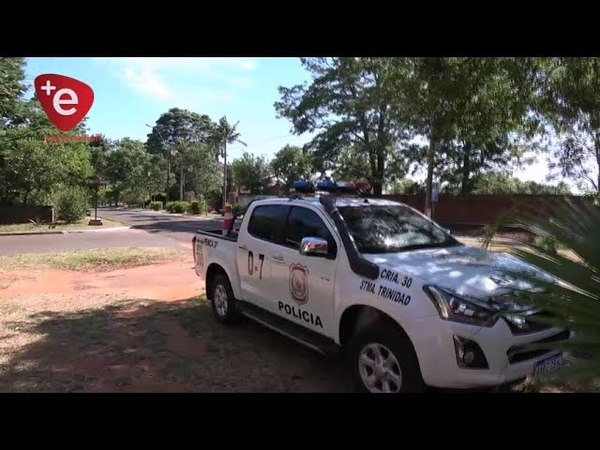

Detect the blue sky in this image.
[24,57,554,185]
[24,57,314,162]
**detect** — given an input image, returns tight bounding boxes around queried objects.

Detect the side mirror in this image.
[445,228,452,235]
[299,237,328,257]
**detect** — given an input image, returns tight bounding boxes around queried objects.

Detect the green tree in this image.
[0,57,27,125]
[270,144,312,187]
[146,108,214,154]
[331,145,372,181]
[542,58,600,192]
[180,143,222,198]
[472,173,572,195]
[275,58,410,196]
[389,57,543,212]
[232,152,271,195]
[145,153,172,200]
[105,138,150,205]
[388,179,424,195]
[146,108,215,201]
[88,135,113,179]
[209,116,247,206]
[0,134,93,205]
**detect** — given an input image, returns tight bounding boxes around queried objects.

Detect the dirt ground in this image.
[0,251,351,392]
[1,248,590,393]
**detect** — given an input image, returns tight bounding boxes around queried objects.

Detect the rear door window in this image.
[247,205,290,244]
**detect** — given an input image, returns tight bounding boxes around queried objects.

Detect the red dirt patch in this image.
[0,251,353,392]
[0,258,203,302]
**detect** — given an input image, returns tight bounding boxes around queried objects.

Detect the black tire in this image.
[210,273,241,325]
[347,320,424,393]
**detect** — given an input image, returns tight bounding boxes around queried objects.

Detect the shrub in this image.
[150,201,163,211]
[166,201,190,214]
[232,204,245,216]
[54,186,90,223]
[122,190,146,207]
[189,200,201,215]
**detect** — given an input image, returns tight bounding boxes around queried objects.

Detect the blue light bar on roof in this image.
[292,180,314,192]
[316,177,337,191]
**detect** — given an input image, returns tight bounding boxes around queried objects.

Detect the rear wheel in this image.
[347,321,424,393]
[210,273,240,324]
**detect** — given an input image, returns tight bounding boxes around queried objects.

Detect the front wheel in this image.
[210,273,240,325]
[347,321,424,393]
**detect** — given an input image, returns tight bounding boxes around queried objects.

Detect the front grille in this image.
[504,310,556,335]
[507,329,570,364]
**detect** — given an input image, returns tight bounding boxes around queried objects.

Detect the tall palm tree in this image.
[484,197,600,390]
[209,116,247,208]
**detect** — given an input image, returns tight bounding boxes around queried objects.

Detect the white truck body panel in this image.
[194,196,568,389]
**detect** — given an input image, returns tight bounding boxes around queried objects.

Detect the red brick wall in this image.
[0,205,55,225]
[381,194,592,226]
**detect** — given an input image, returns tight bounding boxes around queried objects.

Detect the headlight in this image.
[423,286,499,327]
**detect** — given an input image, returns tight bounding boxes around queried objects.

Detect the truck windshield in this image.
[337,205,460,254]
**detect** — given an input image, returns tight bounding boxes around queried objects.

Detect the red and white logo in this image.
[34,74,94,132]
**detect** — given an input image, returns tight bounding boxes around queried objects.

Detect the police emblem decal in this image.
[289,263,309,305]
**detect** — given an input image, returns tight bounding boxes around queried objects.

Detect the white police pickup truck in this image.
[193,185,569,392]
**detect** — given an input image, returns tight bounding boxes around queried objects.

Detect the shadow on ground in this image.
[130,219,222,235]
[0,297,352,392]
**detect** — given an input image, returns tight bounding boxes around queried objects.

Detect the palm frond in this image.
[487,196,600,387]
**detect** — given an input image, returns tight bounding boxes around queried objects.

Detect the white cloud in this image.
[240,60,258,71]
[120,67,171,100]
[95,57,259,104]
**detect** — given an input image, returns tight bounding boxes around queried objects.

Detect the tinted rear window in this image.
[247,205,290,243]
[284,206,337,255]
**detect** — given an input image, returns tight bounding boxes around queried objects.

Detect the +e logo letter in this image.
[41,80,79,116]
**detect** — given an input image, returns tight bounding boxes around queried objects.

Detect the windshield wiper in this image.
[396,240,462,252]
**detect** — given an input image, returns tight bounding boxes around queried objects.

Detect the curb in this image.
[62,226,131,234]
[0,225,131,237]
[102,207,222,220]
[0,230,64,236]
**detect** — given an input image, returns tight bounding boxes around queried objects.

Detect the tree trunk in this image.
[595,138,600,192]
[375,145,385,197]
[222,141,228,208]
[180,164,184,201]
[425,138,436,218]
[461,142,472,194]
[166,154,171,203]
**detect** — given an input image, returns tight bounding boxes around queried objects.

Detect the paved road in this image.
[0,208,227,256]
[98,207,226,243]
[0,229,183,256]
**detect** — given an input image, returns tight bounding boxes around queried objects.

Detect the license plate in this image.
[534,353,563,377]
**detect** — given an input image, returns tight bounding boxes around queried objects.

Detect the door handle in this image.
[272,255,285,263]
[238,245,248,251]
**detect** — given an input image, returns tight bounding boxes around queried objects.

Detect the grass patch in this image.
[0,218,124,234]
[0,247,185,272]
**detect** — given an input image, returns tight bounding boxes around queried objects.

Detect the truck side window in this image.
[284,206,337,256]
[247,205,289,244]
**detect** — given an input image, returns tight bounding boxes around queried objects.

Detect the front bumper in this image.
[406,316,570,389]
